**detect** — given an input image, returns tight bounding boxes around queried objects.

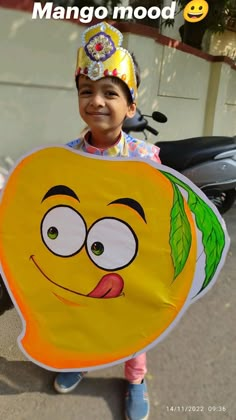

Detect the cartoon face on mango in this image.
[0,147,198,370]
[183,0,209,23]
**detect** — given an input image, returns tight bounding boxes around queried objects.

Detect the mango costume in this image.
[0,145,229,371]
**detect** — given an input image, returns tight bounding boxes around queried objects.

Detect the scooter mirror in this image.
[123,109,147,133]
[152,112,168,123]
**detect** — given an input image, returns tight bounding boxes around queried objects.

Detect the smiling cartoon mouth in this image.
[30,255,124,299]
[187,12,203,18]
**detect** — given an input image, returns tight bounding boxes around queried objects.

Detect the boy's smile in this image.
[78,76,136,148]
[86,112,109,116]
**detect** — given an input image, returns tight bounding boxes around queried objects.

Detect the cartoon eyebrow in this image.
[41,185,79,202]
[108,198,146,223]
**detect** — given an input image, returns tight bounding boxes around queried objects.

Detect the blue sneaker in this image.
[125,380,150,420]
[54,371,85,394]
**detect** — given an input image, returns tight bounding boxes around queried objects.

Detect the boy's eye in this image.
[106,91,118,97]
[79,90,92,95]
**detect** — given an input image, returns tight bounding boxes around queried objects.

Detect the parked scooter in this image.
[0,156,14,315]
[123,110,236,214]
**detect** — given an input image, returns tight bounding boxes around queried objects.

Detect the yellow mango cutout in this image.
[0,146,229,371]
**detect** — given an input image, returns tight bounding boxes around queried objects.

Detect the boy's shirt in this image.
[67,131,161,163]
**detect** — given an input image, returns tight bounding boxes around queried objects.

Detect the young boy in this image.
[54,21,161,420]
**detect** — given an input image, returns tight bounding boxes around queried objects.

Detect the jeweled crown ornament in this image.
[75,22,137,101]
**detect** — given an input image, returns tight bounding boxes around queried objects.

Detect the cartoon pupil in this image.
[47,227,58,240]
[91,242,104,256]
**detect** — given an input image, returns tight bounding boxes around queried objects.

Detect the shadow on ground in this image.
[0,356,126,418]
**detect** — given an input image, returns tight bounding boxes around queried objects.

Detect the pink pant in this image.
[124,352,147,383]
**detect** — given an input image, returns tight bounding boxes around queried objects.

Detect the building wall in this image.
[124,33,211,141]
[0,7,235,160]
[209,30,236,62]
[0,8,81,159]
[211,62,236,136]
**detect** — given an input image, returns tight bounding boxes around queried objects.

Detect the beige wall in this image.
[0,7,235,159]
[0,8,82,159]
[124,31,236,141]
[209,30,236,62]
[211,62,236,136]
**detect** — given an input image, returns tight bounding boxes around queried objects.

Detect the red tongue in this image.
[88,273,124,298]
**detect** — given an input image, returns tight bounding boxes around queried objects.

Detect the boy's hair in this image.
[75,52,141,105]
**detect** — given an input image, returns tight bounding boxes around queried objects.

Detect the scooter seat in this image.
[156,136,236,171]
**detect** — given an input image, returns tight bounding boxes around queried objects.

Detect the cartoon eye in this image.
[191,5,195,10]
[86,218,138,270]
[199,5,203,10]
[41,206,86,257]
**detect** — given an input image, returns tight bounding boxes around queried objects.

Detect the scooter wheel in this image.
[0,275,13,315]
[203,188,236,215]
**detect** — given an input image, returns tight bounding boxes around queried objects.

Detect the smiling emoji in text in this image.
[184,0,209,23]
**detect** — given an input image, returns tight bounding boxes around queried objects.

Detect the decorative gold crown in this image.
[75,22,137,102]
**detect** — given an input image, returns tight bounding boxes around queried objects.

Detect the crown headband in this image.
[75,22,137,102]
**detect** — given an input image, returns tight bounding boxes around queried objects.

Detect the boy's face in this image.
[78,76,136,139]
